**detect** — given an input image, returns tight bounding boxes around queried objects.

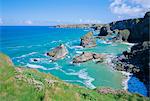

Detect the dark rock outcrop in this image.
[98,25,112,36]
[47,44,68,61]
[80,32,96,48]
[109,11,149,43]
[73,52,105,63]
[113,41,150,96]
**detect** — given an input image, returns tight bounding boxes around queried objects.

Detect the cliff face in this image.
[125,41,150,96]
[109,12,150,43]
[108,11,150,96]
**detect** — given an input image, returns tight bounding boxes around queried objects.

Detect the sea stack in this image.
[47,44,68,61]
[73,52,105,63]
[80,32,96,48]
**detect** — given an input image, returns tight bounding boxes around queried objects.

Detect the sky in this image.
[0,0,150,26]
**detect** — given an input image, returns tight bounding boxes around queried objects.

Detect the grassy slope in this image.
[0,53,149,101]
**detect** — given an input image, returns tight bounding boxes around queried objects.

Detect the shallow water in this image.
[0,26,131,89]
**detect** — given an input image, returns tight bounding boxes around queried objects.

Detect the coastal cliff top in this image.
[0,53,149,101]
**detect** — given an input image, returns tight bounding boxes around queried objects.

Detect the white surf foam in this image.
[26,63,47,70]
[26,63,60,71]
[51,40,62,43]
[121,71,132,90]
[70,46,83,49]
[7,45,25,49]
[75,51,83,54]
[13,52,38,59]
[59,68,96,89]
[122,42,135,46]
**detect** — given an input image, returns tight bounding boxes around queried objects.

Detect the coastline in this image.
[106,54,132,90]
[105,42,148,96]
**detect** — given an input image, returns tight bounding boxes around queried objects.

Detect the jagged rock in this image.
[73,52,105,63]
[73,52,93,63]
[98,25,112,36]
[47,44,68,61]
[80,32,96,48]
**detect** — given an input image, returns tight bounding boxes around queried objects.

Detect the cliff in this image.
[98,11,150,43]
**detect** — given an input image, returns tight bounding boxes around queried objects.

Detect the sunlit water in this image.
[0,26,131,89]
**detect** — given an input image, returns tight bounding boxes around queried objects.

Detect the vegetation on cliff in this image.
[0,53,149,101]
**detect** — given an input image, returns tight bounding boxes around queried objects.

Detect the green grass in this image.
[0,53,149,101]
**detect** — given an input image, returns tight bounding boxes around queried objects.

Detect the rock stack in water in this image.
[80,32,96,48]
[73,52,105,63]
[47,44,68,61]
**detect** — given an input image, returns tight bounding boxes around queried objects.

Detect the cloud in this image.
[110,0,150,16]
[24,20,33,25]
[0,18,3,24]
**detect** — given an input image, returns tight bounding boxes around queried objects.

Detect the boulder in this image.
[47,44,68,61]
[73,52,105,63]
[80,32,96,48]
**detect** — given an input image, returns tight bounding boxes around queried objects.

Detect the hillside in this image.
[0,53,149,101]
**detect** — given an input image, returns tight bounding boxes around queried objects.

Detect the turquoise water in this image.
[0,26,130,89]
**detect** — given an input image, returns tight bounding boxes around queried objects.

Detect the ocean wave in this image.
[13,52,38,59]
[122,42,135,46]
[70,46,83,49]
[75,51,83,54]
[121,71,132,90]
[30,58,52,64]
[51,40,62,44]
[27,44,42,48]
[26,63,60,71]
[7,45,25,49]
[26,63,48,70]
[67,69,76,72]
[59,68,96,89]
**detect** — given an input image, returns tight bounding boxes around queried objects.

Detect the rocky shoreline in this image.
[54,11,150,96]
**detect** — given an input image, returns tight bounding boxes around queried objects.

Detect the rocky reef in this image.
[73,52,105,63]
[47,44,68,61]
[80,32,96,48]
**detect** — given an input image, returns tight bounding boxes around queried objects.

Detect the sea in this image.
[0,26,147,96]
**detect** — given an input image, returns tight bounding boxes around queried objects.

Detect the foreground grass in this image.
[0,53,149,101]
